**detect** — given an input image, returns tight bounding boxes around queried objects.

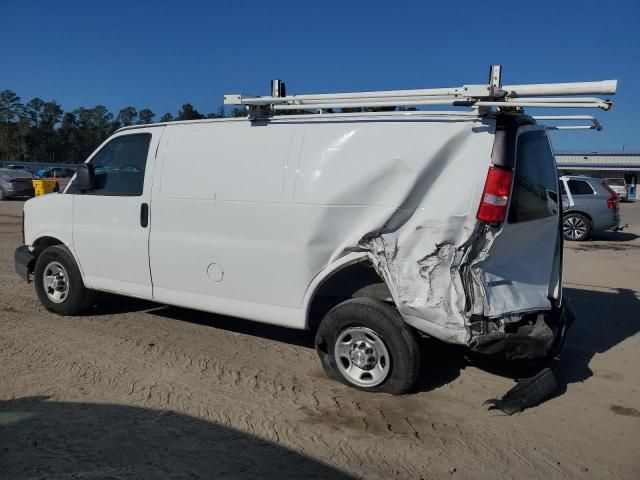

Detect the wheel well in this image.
[564,210,592,223]
[307,260,393,332]
[32,236,64,257]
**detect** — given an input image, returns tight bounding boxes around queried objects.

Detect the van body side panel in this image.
[149,122,306,326]
[149,116,494,338]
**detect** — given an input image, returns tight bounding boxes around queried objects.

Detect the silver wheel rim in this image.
[43,261,69,303]
[334,326,391,387]
[564,216,587,240]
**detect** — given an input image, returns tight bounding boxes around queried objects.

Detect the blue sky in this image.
[1,0,638,151]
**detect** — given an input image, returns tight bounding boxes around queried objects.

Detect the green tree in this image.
[73,106,115,160]
[176,103,204,120]
[24,98,45,127]
[45,101,63,161]
[206,106,226,119]
[0,89,24,160]
[137,108,155,124]
[16,116,31,160]
[40,101,63,129]
[116,106,138,127]
[57,112,81,162]
[24,98,46,160]
[0,89,253,163]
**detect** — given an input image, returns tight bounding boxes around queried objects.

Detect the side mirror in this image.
[75,163,95,191]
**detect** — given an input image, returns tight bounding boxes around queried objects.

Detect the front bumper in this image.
[469,301,575,361]
[14,245,36,283]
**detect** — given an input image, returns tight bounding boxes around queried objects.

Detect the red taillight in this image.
[476,166,513,223]
[602,182,618,209]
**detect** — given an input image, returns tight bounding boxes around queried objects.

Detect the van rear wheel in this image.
[34,245,95,315]
[315,298,421,395]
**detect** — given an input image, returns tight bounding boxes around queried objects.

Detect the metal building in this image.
[555,151,639,200]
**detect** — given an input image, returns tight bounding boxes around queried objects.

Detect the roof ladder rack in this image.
[224,65,617,118]
[533,115,603,131]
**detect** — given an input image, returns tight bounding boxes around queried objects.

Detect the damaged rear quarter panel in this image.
[299,117,559,347]
[295,117,495,344]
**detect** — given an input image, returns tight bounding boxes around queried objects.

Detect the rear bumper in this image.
[594,214,620,232]
[469,301,575,360]
[14,245,36,283]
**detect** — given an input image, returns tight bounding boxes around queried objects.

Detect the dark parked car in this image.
[0,168,35,200]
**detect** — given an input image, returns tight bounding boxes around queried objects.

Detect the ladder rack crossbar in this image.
[272,99,461,111]
[532,115,603,131]
[545,125,598,130]
[223,66,617,113]
[225,91,468,107]
[502,80,616,97]
[476,99,611,110]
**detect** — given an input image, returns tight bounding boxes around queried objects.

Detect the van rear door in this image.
[480,126,561,317]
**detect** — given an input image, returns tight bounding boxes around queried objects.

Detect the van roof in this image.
[115,109,486,133]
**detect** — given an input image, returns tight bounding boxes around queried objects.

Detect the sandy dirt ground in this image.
[0,198,639,479]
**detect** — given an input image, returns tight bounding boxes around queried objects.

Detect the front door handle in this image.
[140,203,149,228]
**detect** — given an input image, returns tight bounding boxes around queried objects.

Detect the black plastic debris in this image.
[485,299,576,415]
[484,367,558,415]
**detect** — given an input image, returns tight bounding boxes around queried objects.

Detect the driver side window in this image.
[82,133,151,196]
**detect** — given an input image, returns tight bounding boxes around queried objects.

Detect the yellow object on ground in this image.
[32,179,59,196]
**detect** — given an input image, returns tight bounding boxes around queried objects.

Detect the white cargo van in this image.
[15,68,616,395]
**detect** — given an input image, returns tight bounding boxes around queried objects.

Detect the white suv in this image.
[604,177,628,201]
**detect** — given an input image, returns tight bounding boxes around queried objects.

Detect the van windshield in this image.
[508,129,558,223]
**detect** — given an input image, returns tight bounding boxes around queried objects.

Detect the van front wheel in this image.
[315,298,421,395]
[34,245,95,315]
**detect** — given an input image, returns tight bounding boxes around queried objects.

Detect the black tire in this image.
[0,188,5,201]
[563,213,591,241]
[34,245,95,315]
[315,298,421,395]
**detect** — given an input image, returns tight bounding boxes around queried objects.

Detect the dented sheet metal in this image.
[359,220,473,344]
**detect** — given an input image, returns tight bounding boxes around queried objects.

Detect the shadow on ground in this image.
[0,396,353,480]
[558,287,640,387]
[149,305,316,349]
[81,293,315,348]
[589,230,639,242]
[81,293,158,316]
